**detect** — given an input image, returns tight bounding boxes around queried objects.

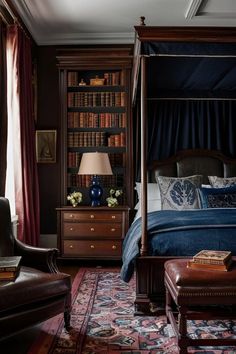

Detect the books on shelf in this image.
[67,131,126,148]
[68,71,122,87]
[68,112,126,129]
[66,69,128,205]
[67,92,126,108]
[187,250,232,271]
[0,256,22,281]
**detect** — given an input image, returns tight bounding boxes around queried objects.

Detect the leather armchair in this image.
[0,197,71,341]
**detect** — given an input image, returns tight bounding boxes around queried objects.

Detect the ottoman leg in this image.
[165,286,172,324]
[178,306,188,354]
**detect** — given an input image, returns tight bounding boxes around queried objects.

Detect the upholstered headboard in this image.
[150,149,236,184]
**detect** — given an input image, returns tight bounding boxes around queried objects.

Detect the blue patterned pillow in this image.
[157,175,202,210]
[198,185,236,209]
[208,176,236,188]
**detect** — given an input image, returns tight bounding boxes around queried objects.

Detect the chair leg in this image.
[64,292,72,330]
[64,310,71,330]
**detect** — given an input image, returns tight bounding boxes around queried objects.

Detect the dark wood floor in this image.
[0,260,121,353]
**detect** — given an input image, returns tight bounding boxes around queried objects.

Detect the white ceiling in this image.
[9,0,236,45]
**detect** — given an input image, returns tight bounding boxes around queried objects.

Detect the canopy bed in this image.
[121,22,236,315]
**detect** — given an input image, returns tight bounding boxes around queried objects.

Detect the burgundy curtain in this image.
[7,25,40,246]
[0,19,7,196]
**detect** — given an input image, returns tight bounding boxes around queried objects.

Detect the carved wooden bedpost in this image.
[140,55,148,256]
[140,16,146,26]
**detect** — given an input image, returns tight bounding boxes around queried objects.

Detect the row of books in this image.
[67,92,126,108]
[187,250,232,271]
[68,112,126,128]
[0,256,21,281]
[68,71,123,87]
[68,132,106,147]
[108,133,125,147]
[67,174,124,188]
[67,132,125,147]
[67,152,124,169]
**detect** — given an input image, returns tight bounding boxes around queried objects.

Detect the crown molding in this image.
[36,32,135,46]
[185,0,203,19]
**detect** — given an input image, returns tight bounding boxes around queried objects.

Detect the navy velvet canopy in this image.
[142,42,236,98]
[134,40,236,168]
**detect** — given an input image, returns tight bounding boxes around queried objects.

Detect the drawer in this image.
[63,222,122,237]
[63,240,121,257]
[63,211,123,222]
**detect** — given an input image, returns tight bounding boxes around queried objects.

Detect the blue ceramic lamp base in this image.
[89,175,103,207]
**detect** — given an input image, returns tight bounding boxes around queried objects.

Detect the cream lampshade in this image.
[78,152,113,206]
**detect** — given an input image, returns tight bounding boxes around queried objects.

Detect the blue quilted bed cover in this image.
[120,209,236,282]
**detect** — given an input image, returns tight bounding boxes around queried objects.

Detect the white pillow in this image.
[135,182,160,201]
[134,199,162,221]
[134,182,161,221]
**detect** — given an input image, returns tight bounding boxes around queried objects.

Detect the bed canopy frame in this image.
[131,19,236,314]
[133,19,236,257]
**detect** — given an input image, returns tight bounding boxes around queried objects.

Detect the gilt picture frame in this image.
[36,130,57,163]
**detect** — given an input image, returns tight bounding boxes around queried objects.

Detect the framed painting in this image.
[36,130,57,163]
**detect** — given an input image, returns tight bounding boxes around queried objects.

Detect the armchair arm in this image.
[14,238,59,273]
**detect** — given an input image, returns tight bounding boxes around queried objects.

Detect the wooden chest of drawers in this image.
[56,206,130,260]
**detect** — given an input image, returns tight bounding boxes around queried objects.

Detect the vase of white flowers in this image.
[67,191,83,207]
[106,189,123,207]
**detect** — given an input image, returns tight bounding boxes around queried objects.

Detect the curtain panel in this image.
[7,25,40,245]
[147,99,236,163]
[0,19,7,196]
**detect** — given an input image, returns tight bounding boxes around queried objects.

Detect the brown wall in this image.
[36,46,61,234]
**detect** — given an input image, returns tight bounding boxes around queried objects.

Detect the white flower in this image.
[67,191,82,207]
[106,197,118,208]
[115,190,122,197]
[109,189,115,196]
[106,188,122,207]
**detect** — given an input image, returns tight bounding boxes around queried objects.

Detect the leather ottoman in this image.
[164,258,236,354]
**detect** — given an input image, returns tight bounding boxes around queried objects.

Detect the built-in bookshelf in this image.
[57,47,133,207]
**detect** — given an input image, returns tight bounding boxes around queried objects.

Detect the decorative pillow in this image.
[157,175,203,210]
[208,176,236,188]
[198,185,236,209]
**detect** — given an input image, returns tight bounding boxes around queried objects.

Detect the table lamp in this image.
[78,152,113,207]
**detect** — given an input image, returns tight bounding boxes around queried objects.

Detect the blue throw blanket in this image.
[120,208,236,282]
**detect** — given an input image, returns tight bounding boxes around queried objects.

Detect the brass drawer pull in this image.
[70,227,73,231]
[90,214,95,219]
[90,227,95,232]
[112,245,117,250]
[90,245,95,249]
[69,214,74,218]
[111,215,116,219]
[69,245,73,248]
[111,228,116,232]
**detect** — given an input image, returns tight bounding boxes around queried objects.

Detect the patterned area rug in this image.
[28,268,236,353]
